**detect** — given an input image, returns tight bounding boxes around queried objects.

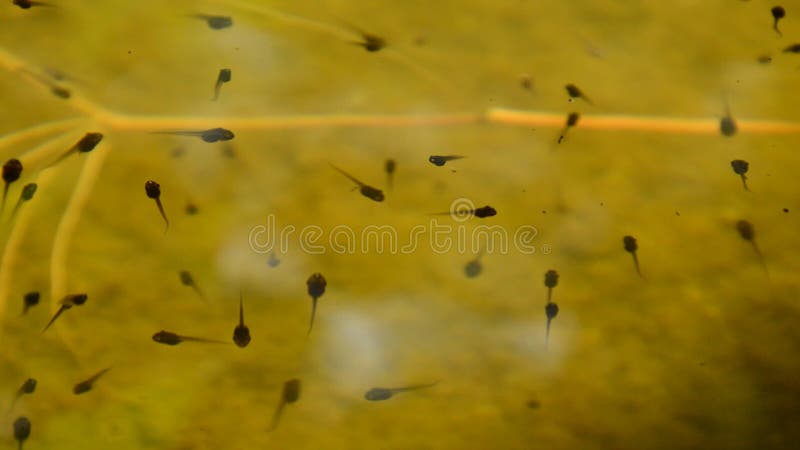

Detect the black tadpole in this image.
[359,34,386,52]
[267,252,281,267]
[736,220,769,276]
[623,235,643,278]
[772,6,785,37]
[720,98,737,137]
[42,293,88,333]
[6,378,37,414]
[154,128,234,143]
[73,367,111,395]
[565,83,593,105]
[385,159,396,190]
[730,159,750,191]
[13,416,30,450]
[364,382,438,401]
[213,68,232,101]
[8,183,37,223]
[179,271,205,299]
[557,112,580,144]
[783,43,800,53]
[328,163,385,202]
[2,158,23,215]
[270,378,301,431]
[306,273,327,335]
[192,14,233,29]
[437,205,497,219]
[13,0,53,8]
[351,28,386,52]
[464,255,483,278]
[17,378,37,396]
[152,330,228,345]
[233,292,251,348]
[52,133,103,166]
[428,155,465,167]
[544,270,559,302]
[22,291,39,315]
[145,180,169,231]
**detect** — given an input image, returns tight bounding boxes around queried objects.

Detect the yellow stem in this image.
[49,144,110,350]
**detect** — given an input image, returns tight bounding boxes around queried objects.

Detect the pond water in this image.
[1,1,798,449]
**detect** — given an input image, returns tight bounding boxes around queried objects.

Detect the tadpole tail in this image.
[270,400,286,431]
[740,175,749,192]
[751,242,770,279]
[545,317,552,349]
[632,253,644,279]
[547,287,552,303]
[556,128,568,145]
[307,297,318,336]
[6,396,18,417]
[1,183,8,216]
[49,148,75,168]
[182,336,228,345]
[155,199,169,232]
[7,198,23,224]
[328,162,365,187]
[192,283,206,300]
[42,305,66,333]
[212,81,222,101]
[239,291,245,325]
[86,367,112,385]
[396,381,439,393]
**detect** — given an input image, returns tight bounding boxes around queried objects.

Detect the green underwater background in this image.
[1,1,799,449]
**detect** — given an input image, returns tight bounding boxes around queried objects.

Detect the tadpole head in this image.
[429,156,446,166]
[207,16,233,29]
[23,291,40,308]
[362,186,385,202]
[13,416,31,442]
[544,270,559,288]
[545,302,559,320]
[283,378,301,403]
[565,84,581,98]
[72,382,92,395]
[720,117,737,137]
[20,183,37,201]
[362,35,386,52]
[731,159,749,175]
[3,159,23,184]
[77,133,104,153]
[233,325,251,348]
[145,180,161,199]
[306,273,327,299]
[566,112,580,127]
[623,235,638,253]
[736,220,754,241]
[474,206,497,218]
[179,271,193,286]
[464,259,482,278]
[21,378,37,394]
[70,294,88,306]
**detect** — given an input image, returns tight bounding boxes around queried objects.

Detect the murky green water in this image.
[1,1,799,449]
